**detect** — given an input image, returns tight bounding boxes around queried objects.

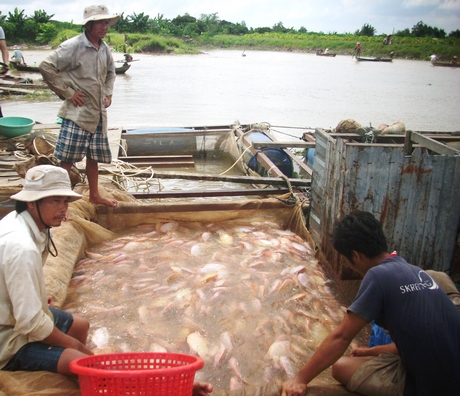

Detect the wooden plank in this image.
[97,168,312,187]
[0,87,34,95]
[410,132,460,155]
[252,141,316,149]
[233,129,285,178]
[118,161,195,168]
[122,128,232,139]
[131,188,293,199]
[120,155,194,161]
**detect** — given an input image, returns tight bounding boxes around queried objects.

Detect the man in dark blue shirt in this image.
[281,211,460,396]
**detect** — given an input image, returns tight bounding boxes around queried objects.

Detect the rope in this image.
[219,144,254,175]
[276,174,307,226]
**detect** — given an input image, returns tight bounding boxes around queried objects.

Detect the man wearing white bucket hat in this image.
[39,5,119,208]
[0,165,93,377]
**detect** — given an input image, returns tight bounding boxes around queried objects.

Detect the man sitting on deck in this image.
[281,211,460,396]
[0,165,93,377]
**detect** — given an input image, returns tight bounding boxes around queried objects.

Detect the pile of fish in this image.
[63,220,354,391]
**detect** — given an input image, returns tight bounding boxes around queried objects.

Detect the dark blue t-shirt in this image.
[349,256,460,395]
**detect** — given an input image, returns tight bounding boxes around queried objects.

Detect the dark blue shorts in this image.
[54,118,112,164]
[2,307,74,373]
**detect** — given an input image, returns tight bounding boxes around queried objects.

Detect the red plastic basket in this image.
[70,352,204,396]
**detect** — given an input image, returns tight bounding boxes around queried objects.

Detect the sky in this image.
[1,0,459,35]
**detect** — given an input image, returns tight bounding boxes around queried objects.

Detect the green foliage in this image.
[412,21,446,38]
[7,7,27,27]
[22,20,40,42]
[37,23,58,45]
[355,23,376,37]
[31,9,54,23]
[2,7,459,59]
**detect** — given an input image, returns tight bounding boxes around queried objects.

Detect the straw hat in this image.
[10,165,82,202]
[80,5,119,27]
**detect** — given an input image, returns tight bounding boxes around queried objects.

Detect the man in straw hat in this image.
[40,5,119,207]
[0,165,93,377]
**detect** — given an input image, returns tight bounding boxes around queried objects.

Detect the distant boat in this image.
[432,61,460,68]
[316,50,336,57]
[10,63,39,72]
[356,56,393,62]
[11,63,131,74]
[115,63,131,74]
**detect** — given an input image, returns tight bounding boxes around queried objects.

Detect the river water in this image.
[2,49,460,136]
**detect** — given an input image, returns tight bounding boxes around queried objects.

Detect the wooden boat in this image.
[356,56,393,62]
[11,63,131,74]
[316,51,336,57]
[115,63,131,74]
[10,63,39,72]
[432,62,460,68]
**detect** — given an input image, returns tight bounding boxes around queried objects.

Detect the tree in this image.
[36,22,58,44]
[355,23,376,37]
[411,21,446,38]
[127,12,151,33]
[7,8,27,29]
[31,9,54,23]
[113,12,130,33]
[449,29,460,38]
[272,21,288,33]
[199,13,220,35]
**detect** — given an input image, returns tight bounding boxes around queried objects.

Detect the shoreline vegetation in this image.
[9,31,460,62]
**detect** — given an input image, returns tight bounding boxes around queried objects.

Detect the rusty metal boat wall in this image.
[309,127,460,301]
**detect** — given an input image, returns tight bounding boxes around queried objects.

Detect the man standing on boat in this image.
[39,5,118,207]
[281,211,460,396]
[355,42,361,57]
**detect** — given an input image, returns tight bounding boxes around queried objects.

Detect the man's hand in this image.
[281,377,307,396]
[70,91,87,107]
[75,340,94,356]
[103,95,112,108]
[192,382,213,396]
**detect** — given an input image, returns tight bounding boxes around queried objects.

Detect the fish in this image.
[187,332,209,358]
[280,356,296,378]
[91,327,110,348]
[265,340,291,362]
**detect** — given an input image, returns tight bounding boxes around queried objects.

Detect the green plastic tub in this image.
[0,117,35,138]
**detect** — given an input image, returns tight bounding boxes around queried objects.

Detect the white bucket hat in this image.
[10,165,82,202]
[80,5,119,27]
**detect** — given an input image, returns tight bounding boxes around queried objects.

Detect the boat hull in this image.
[356,56,393,62]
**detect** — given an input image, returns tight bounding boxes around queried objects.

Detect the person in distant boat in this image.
[324,48,330,54]
[430,54,437,64]
[0,165,92,378]
[10,46,25,66]
[355,42,361,57]
[281,211,460,396]
[451,55,457,65]
[383,35,392,45]
[39,5,118,207]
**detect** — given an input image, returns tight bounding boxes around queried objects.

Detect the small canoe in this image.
[316,51,336,57]
[356,56,393,62]
[11,63,131,74]
[10,63,39,72]
[432,62,460,68]
[116,64,131,74]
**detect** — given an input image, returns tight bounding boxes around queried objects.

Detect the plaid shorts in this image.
[54,118,112,164]
[2,307,74,373]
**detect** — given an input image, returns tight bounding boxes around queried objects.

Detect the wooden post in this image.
[404,130,413,155]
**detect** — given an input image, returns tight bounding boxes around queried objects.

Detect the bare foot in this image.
[193,382,213,396]
[90,195,118,207]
